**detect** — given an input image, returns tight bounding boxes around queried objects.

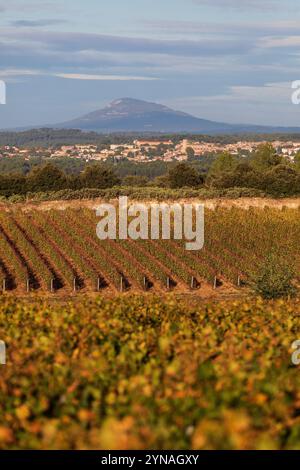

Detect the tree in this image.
[209,162,259,189]
[264,164,299,196]
[208,151,238,177]
[27,164,67,192]
[294,151,300,171]
[167,163,203,189]
[152,175,169,188]
[80,164,120,189]
[0,174,26,196]
[250,143,282,172]
[186,147,195,160]
[123,175,149,187]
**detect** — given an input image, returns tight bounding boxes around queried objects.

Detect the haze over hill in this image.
[2,98,300,135]
[49,98,300,135]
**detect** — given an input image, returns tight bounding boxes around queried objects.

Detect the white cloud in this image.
[54,73,159,81]
[0,68,42,78]
[262,36,300,48]
[192,0,285,11]
[0,69,159,82]
[164,82,300,126]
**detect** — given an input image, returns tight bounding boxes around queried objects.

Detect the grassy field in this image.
[0,295,300,450]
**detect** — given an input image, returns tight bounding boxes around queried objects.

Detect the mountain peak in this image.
[53,97,293,134]
[105,97,172,114]
[54,97,234,133]
[109,98,142,106]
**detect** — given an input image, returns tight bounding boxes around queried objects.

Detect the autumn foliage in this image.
[0,296,300,449]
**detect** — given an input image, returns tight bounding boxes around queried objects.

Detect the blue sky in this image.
[1,0,300,128]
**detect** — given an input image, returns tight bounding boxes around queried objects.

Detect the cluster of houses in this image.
[1,139,300,162]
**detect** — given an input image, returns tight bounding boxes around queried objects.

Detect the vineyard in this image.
[0,206,298,296]
[1,295,300,449]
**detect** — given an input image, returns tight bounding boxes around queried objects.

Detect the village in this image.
[1,139,300,163]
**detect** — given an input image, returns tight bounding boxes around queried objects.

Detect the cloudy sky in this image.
[0,0,300,128]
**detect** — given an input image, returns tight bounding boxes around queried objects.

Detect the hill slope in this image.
[52,98,300,134]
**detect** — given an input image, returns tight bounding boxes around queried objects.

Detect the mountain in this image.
[51,98,300,134]
[5,98,300,135]
[53,98,232,133]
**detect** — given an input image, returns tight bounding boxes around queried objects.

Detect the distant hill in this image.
[50,98,300,134]
[53,98,235,133]
[2,128,300,148]
[2,98,300,135]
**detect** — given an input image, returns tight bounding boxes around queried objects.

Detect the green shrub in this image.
[252,252,297,299]
[3,186,268,203]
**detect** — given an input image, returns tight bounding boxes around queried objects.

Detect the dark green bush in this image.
[252,252,297,299]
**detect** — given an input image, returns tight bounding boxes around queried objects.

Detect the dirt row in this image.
[0,211,235,296]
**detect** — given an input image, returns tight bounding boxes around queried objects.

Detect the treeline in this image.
[0,129,135,147]
[2,128,300,147]
[0,165,120,197]
[205,143,300,196]
[136,143,300,197]
[1,143,300,198]
[0,156,179,178]
[0,154,215,180]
